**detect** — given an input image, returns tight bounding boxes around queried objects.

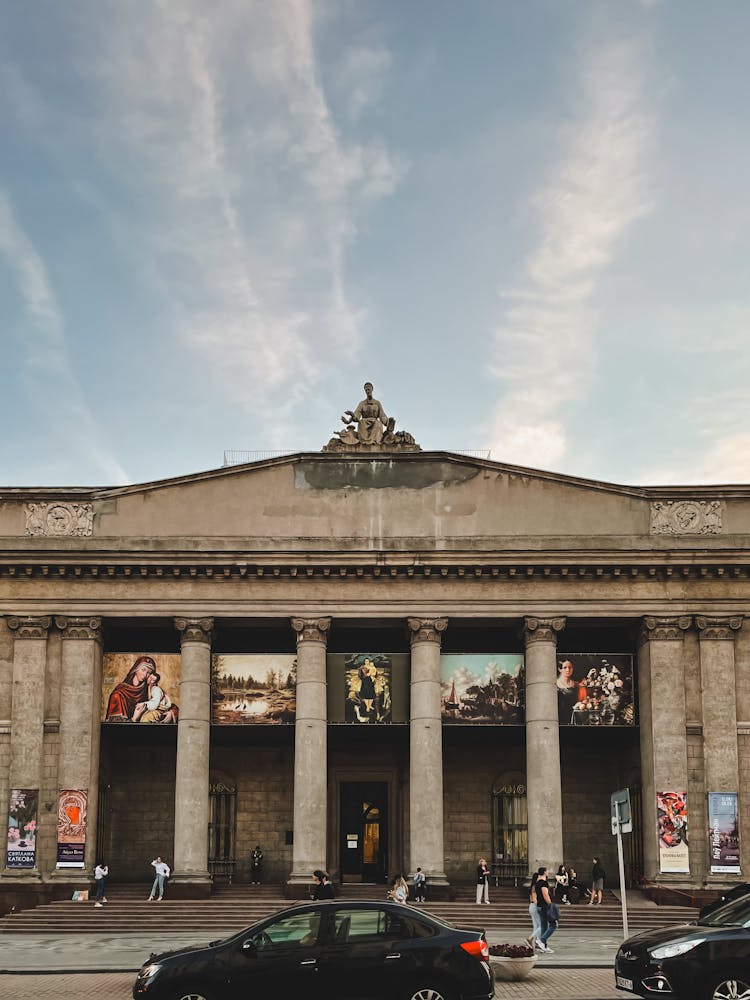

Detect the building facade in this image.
[0,447,748,907]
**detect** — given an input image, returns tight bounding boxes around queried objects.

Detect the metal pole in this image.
[615,800,629,940]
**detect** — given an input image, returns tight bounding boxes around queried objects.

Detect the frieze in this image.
[407,617,449,645]
[695,615,743,640]
[650,500,724,535]
[174,617,214,644]
[55,616,102,641]
[291,617,332,644]
[25,502,94,537]
[640,615,691,642]
[522,616,566,645]
[7,615,51,639]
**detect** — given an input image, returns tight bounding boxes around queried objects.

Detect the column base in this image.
[165,872,212,899]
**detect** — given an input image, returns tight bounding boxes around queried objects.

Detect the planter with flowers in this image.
[489,943,537,981]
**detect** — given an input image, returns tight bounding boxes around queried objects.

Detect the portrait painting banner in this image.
[441,655,524,724]
[344,654,392,724]
[658,791,690,873]
[555,653,635,726]
[211,654,296,724]
[7,788,38,869]
[57,789,88,867]
[102,653,181,724]
[708,792,740,874]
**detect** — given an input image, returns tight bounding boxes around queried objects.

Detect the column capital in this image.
[695,615,743,640]
[7,616,51,639]
[291,617,331,644]
[174,617,214,644]
[640,615,691,643]
[407,617,448,647]
[522,616,566,645]
[55,616,102,641]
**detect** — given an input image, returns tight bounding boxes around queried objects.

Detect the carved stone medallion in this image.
[650,500,723,535]
[25,502,94,537]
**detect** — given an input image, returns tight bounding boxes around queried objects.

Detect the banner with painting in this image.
[556,654,635,726]
[211,654,296,724]
[441,655,524,724]
[6,788,38,869]
[57,789,88,867]
[102,653,181,723]
[658,791,689,873]
[344,654,392,724]
[708,792,740,874]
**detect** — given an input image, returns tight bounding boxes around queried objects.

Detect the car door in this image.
[226,908,326,997]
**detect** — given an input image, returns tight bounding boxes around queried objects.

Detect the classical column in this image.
[696,615,743,880]
[288,617,330,885]
[53,617,103,876]
[3,616,51,878]
[523,616,565,873]
[173,617,214,885]
[407,617,448,885]
[638,616,691,881]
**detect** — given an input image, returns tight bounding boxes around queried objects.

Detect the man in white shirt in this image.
[148,856,171,900]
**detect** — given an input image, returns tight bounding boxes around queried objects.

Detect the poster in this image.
[211,654,296,724]
[708,792,740,874]
[102,653,181,723]
[7,788,38,869]
[658,791,690,873]
[440,655,524,724]
[556,654,635,726]
[57,789,88,867]
[344,654,392,723]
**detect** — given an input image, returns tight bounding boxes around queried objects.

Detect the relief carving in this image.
[25,502,94,537]
[407,617,449,645]
[174,617,214,644]
[695,615,743,640]
[7,616,52,639]
[55,616,102,641]
[291,617,332,644]
[522,616,566,645]
[640,616,692,643]
[650,500,723,535]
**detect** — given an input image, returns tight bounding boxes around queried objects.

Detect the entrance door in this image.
[340,782,388,883]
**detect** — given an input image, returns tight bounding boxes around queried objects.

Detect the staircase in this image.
[0,884,699,935]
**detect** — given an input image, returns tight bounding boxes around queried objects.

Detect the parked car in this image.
[615,890,750,1000]
[699,882,750,920]
[133,898,494,1000]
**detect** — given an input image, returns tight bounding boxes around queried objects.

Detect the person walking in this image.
[148,856,170,900]
[590,857,606,905]
[526,870,543,949]
[93,862,108,907]
[250,845,264,884]
[310,870,335,900]
[413,867,427,903]
[475,858,490,904]
[535,866,557,953]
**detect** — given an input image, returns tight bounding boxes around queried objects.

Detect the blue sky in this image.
[1,1,749,488]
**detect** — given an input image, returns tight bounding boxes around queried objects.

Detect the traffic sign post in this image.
[611,788,631,940]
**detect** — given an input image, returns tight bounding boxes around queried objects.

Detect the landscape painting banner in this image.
[708,792,740,874]
[7,788,38,869]
[440,655,524,724]
[57,789,88,867]
[102,653,181,724]
[556,653,635,726]
[658,791,690,873]
[211,654,296,724]
[344,654,392,724]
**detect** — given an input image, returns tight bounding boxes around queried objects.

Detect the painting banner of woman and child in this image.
[708,792,740,874]
[556,654,635,726]
[658,791,690,873]
[345,654,392,724]
[441,655,524,724]
[6,788,38,869]
[211,654,296,724]
[56,789,88,867]
[102,654,181,724]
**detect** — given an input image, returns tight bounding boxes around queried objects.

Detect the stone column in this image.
[288,618,330,886]
[407,617,448,885]
[523,616,565,873]
[173,617,214,886]
[3,616,51,879]
[638,616,691,881]
[53,617,103,877]
[696,615,743,880]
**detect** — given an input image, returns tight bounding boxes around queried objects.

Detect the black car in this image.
[133,898,494,1000]
[615,891,750,1000]
[699,883,750,920]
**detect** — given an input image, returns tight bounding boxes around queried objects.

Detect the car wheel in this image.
[405,986,455,1000]
[166,989,216,1000]
[705,974,750,1000]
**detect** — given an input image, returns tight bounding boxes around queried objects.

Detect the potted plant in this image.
[488,942,537,981]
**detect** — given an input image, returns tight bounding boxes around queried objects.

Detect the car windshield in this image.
[699,895,750,928]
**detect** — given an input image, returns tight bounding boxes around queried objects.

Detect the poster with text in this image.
[57,789,88,867]
[211,654,296,724]
[556,653,635,726]
[441,655,524,724]
[7,788,38,869]
[345,654,392,724]
[102,653,181,723]
[658,791,690,873]
[708,792,740,874]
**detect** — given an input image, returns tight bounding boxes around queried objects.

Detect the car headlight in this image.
[649,938,705,960]
[136,963,162,981]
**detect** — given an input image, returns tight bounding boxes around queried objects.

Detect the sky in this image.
[1,0,749,488]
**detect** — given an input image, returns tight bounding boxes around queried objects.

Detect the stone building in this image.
[0,396,748,907]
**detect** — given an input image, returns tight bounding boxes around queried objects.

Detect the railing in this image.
[223,450,298,466]
[209,859,236,884]
[491,860,528,887]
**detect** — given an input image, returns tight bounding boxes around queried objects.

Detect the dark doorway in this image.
[340,781,388,883]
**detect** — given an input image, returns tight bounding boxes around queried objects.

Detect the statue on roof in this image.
[323,382,421,453]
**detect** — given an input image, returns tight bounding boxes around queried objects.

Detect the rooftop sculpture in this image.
[322,382,421,453]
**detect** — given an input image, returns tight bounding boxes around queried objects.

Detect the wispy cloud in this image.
[485,36,653,470]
